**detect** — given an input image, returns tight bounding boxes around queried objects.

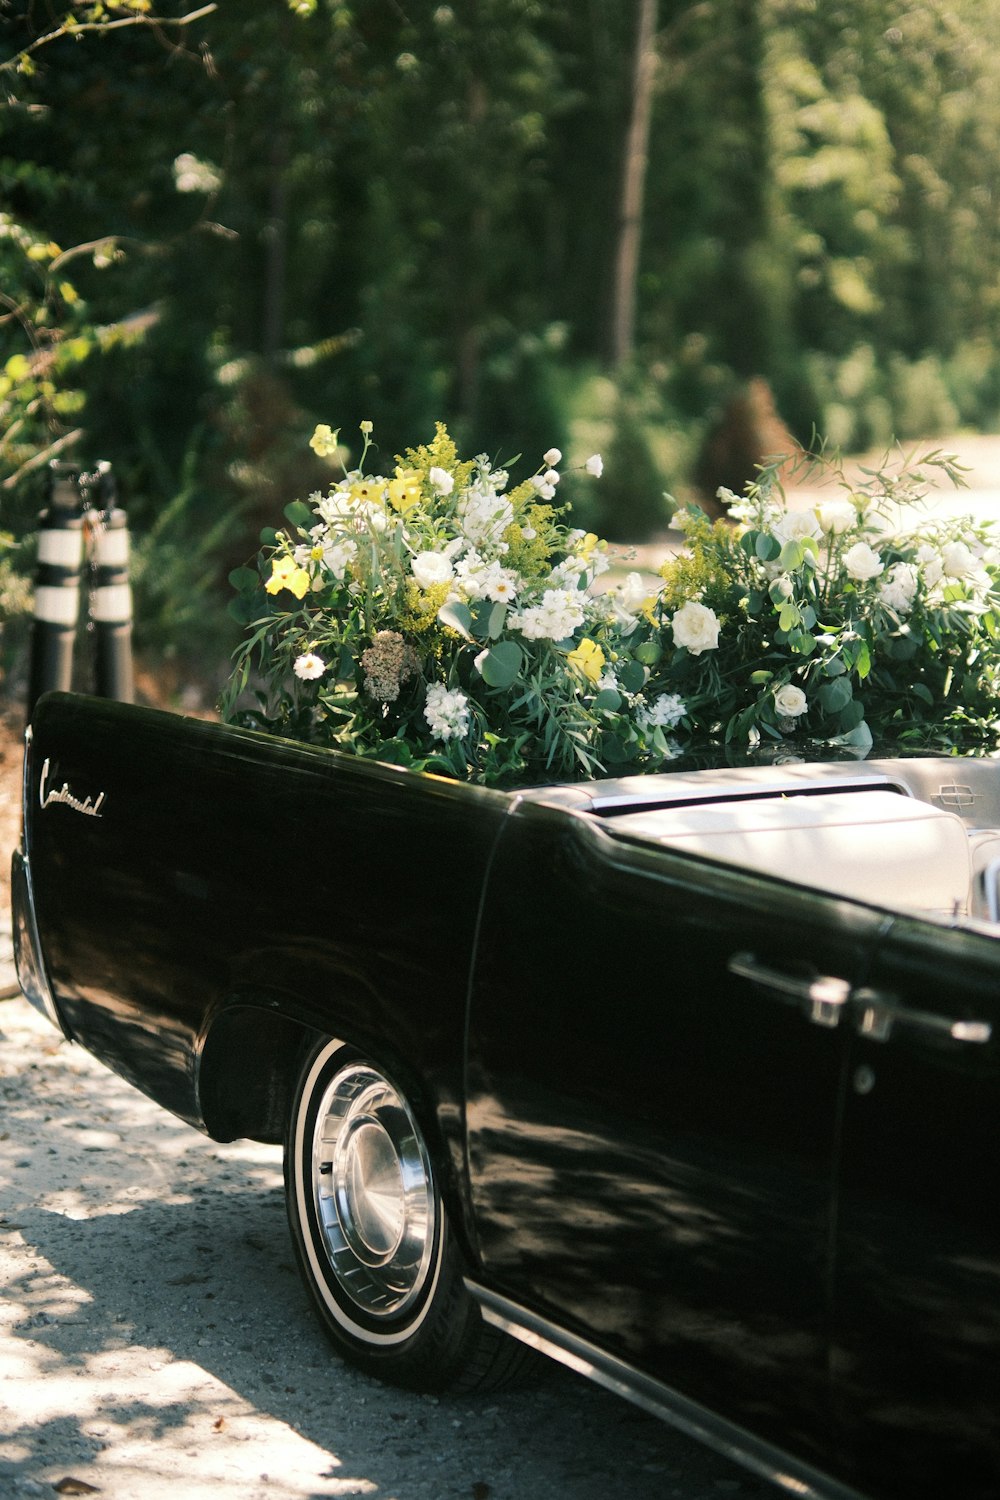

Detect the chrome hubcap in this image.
[312,1064,435,1318]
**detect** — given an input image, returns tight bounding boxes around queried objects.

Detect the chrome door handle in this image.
[851,988,992,1046]
[727,951,852,1028]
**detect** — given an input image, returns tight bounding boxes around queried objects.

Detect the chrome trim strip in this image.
[465,1282,865,1500]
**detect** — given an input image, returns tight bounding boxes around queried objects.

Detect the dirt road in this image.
[0,994,764,1500]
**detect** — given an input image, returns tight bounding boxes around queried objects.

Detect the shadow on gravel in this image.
[0,1003,762,1499]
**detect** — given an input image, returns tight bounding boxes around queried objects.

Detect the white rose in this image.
[671,600,720,656]
[773,683,808,718]
[772,509,822,545]
[842,542,884,581]
[411,550,455,590]
[428,466,454,495]
[915,543,943,588]
[814,498,857,535]
[879,562,919,614]
[941,541,975,578]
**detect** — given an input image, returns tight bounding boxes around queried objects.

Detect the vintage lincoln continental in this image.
[12,691,1000,1500]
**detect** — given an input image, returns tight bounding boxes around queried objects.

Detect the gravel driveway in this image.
[0,994,765,1500]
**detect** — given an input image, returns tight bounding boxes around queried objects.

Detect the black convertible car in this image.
[12,694,1000,1500]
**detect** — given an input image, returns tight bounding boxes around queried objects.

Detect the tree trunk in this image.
[608,0,659,367]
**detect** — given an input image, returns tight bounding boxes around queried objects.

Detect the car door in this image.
[465,797,887,1477]
[832,915,1000,1500]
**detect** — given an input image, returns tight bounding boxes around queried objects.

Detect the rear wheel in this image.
[284,1037,524,1391]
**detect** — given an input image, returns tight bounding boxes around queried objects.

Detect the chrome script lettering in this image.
[39,758,106,818]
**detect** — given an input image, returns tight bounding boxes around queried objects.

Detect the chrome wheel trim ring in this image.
[297,1048,441,1338]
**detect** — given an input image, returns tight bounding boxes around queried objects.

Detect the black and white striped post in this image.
[26,460,135,720]
[26,463,87,718]
[82,463,134,705]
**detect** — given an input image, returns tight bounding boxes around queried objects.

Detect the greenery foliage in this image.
[223,423,663,785]
[643,450,1000,757]
[225,425,1000,786]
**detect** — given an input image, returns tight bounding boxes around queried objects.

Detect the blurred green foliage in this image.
[2,0,1000,684]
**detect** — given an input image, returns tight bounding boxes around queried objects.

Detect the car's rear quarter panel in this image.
[25,694,508,1151]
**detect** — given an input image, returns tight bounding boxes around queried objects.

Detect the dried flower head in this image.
[361,630,420,703]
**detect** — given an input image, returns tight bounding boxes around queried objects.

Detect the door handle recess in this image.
[727,951,851,1028]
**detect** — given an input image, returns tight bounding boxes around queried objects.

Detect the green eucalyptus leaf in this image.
[438,601,474,640]
[478,640,524,688]
[618,660,647,693]
[837,721,873,752]
[486,601,508,639]
[778,539,804,571]
[756,533,781,562]
[824,657,847,676]
[819,677,853,714]
[838,699,865,731]
[229,566,259,592]
[888,634,919,661]
[284,500,315,530]
[594,687,622,711]
[600,734,630,764]
[228,594,260,625]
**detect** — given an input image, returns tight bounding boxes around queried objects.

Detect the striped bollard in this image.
[83,464,134,704]
[90,505,135,703]
[26,465,86,719]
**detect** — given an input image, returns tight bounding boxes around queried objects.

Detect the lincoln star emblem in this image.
[936,783,975,810]
[39,758,106,818]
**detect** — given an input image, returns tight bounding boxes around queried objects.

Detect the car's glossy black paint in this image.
[466,797,885,1477]
[24,692,509,1212]
[16,692,1000,1500]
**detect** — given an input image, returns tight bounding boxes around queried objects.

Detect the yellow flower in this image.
[265,555,311,600]
[567,637,605,684]
[309,423,340,457]
[388,468,422,513]
[349,478,384,507]
[580,532,599,558]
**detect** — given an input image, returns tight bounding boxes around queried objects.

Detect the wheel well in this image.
[198,1004,319,1143]
[197,1009,473,1260]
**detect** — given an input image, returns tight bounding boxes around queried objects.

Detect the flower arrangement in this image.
[224,422,666,786]
[223,425,1000,786]
[647,450,1000,757]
